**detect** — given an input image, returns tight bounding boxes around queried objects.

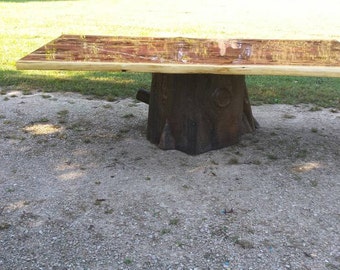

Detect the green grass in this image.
[247,76,340,108]
[0,0,339,107]
[0,0,152,99]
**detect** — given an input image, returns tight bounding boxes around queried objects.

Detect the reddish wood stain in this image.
[20,35,340,67]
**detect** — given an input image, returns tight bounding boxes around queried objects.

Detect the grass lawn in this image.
[0,0,339,107]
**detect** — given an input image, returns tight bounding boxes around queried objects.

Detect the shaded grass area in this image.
[1,70,151,100]
[2,69,339,108]
[247,76,340,108]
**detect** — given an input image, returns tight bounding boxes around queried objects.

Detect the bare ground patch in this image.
[0,91,339,269]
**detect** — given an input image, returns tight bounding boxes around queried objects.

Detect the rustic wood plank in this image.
[17,35,340,77]
[16,61,340,77]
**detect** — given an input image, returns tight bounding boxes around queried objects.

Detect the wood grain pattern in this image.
[147,74,256,155]
[17,35,340,77]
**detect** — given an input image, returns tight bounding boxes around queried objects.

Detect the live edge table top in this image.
[17,35,340,77]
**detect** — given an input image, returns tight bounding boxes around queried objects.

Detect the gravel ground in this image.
[0,90,339,270]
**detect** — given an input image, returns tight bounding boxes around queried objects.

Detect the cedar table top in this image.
[17,35,340,77]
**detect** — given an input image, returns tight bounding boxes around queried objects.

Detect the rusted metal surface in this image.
[19,35,340,66]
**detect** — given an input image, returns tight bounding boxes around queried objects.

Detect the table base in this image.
[139,74,257,155]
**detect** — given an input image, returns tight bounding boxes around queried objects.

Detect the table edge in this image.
[16,60,340,77]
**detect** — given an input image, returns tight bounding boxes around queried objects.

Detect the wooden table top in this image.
[17,35,340,77]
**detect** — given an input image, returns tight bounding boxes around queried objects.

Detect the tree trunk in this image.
[146,73,256,155]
